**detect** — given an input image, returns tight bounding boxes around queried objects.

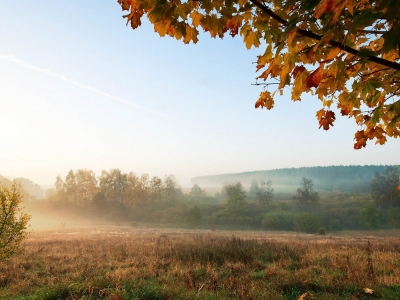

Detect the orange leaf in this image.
[298,292,308,300]
[341,108,350,116]
[318,110,335,130]
[313,0,335,19]
[354,130,367,149]
[305,64,324,88]
[292,65,306,79]
[325,47,341,61]
[255,91,274,110]
[316,109,326,120]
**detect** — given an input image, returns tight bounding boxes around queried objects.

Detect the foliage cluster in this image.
[118,0,400,148]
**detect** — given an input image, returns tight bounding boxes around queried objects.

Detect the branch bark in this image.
[249,0,400,71]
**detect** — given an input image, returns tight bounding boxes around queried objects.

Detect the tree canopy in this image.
[118,0,400,148]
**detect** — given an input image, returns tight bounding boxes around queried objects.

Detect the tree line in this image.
[21,166,400,233]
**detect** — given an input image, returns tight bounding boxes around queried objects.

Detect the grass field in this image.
[1,223,400,299]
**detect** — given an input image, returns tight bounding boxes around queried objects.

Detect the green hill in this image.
[191,165,399,192]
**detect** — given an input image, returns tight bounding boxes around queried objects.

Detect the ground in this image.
[1,221,400,299]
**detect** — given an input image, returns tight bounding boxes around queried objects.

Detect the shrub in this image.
[294,212,321,233]
[317,227,326,235]
[262,212,295,231]
[0,184,31,260]
[359,203,379,229]
[186,205,202,226]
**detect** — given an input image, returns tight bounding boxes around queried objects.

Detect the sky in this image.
[0,1,399,188]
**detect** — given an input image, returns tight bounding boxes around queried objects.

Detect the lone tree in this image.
[224,182,246,206]
[0,184,31,260]
[118,0,400,149]
[293,178,319,211]
[256,180,274,207]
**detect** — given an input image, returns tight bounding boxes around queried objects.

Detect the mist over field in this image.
[2,0,400,299]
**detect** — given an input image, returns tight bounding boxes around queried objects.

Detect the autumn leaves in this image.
[118,0,400,150]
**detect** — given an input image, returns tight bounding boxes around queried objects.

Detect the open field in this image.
[1,224,400,299]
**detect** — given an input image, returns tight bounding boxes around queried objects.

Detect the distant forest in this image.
[191,165,399,192]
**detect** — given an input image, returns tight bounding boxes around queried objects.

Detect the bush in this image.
[359,203,379,229]
[0,184,31,260]
[294,212,321,233]
[186,205,202,226]
[317,227,326,235]
[262,212,295,231]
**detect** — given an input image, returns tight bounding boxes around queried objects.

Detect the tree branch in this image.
[357,30,388,34]
[249,0,400,71]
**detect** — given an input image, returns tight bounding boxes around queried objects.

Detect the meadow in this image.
[1,223,400,300]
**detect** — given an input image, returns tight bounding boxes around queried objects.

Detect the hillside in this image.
[191,165,399,192]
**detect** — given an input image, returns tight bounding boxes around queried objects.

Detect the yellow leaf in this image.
[316,109,326,120]
[287,29,297,46]
[325,47,341,61]
[323,99,334,108]
[363,288,373,294]
[189,11,203,27]
[345,0,356,15]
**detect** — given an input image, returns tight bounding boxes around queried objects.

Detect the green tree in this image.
[256,180,274,207]
[0,184,31,260]
[124,173,152,206]
[387,207,399,229]
[249,179,259,195]
[64,170,77,203]
[75,169,98,206]
[163,174,182,205]
[186,205,202,226]
[359,203,379,229]
[150,175,163,203]
[189,184,206,199]
[99,169,127,203]
[294,212,321,233]
[224,182,246,206]
[293,178,319,211]
[371,167,400,208]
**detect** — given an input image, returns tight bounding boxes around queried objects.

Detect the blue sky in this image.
[0,1,399,187]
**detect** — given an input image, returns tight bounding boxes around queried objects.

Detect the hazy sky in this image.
[1,1,399,187]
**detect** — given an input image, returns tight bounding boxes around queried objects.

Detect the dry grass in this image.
[1,225,400,299]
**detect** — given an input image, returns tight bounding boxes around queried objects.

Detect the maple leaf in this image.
[119,0,400,149]
[225,17,242,37]
[354,130,368,149]
[325,48,341,61]
[292,65,306,79]
[316,109,326,120]
[313,0,335,19]
[340,107,350,116]
[305,64,324,89]
[318,110,335,130]
[255,91,274,110]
